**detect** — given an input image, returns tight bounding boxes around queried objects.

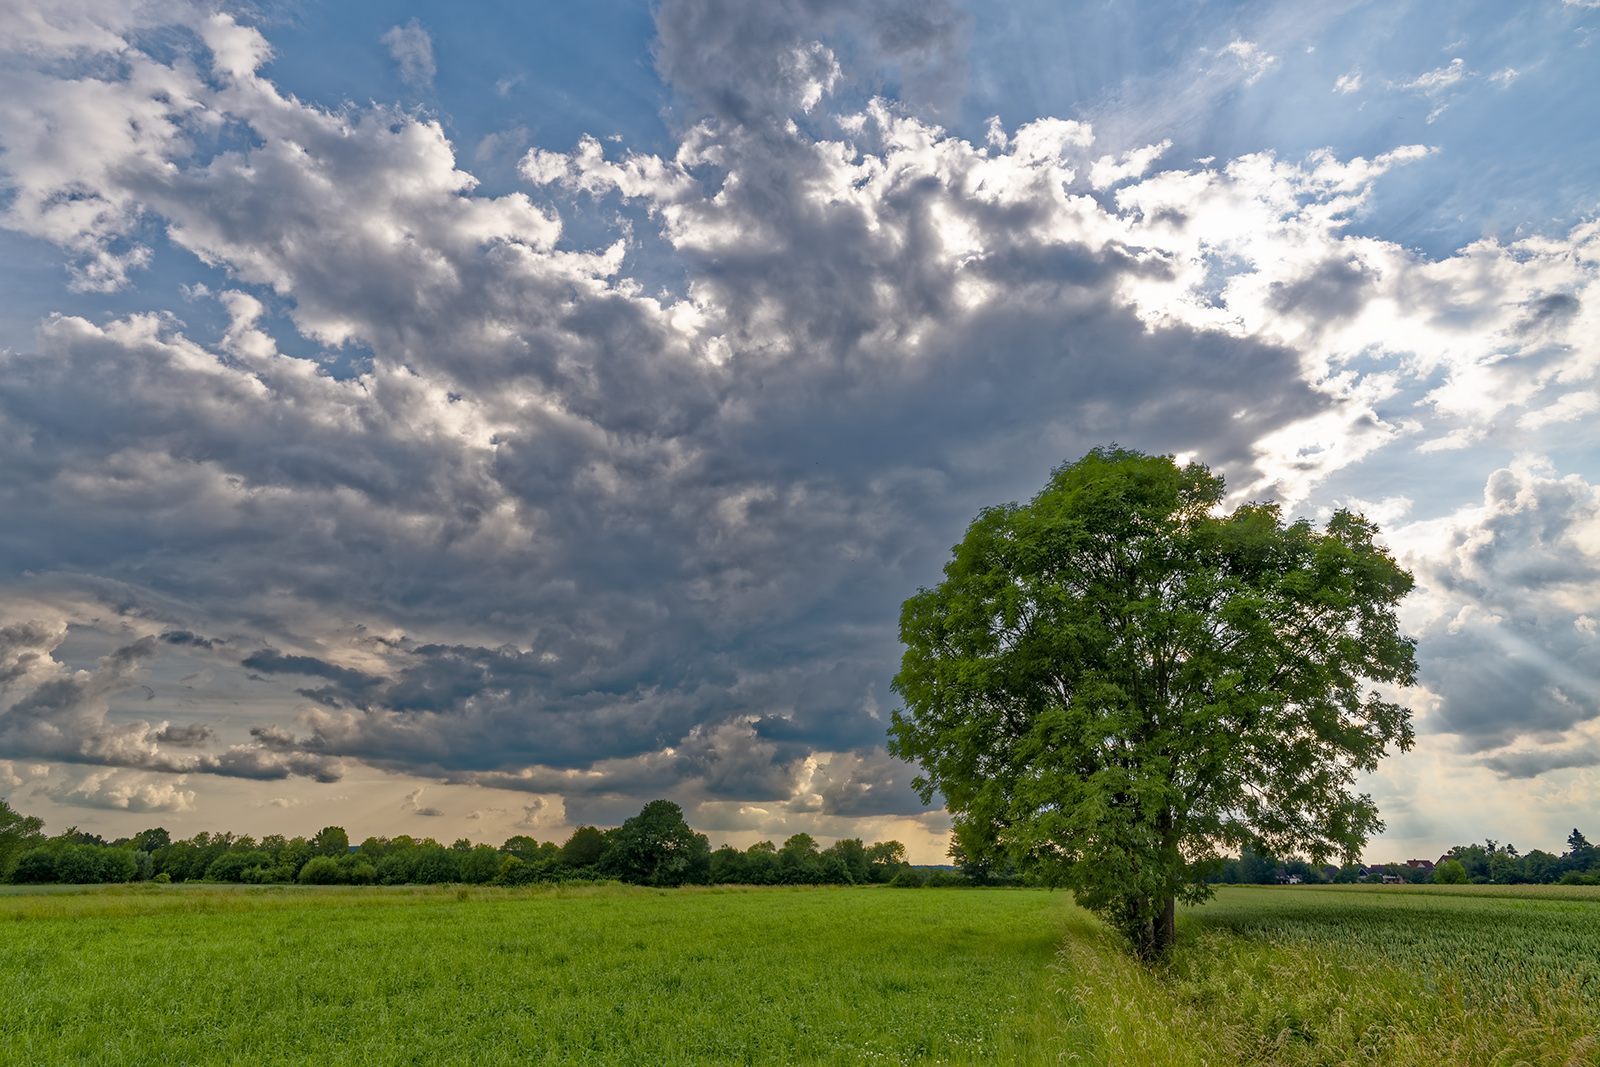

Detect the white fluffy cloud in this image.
[39,768,197,813]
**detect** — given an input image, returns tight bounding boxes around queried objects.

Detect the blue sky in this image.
[0,0,1596,861]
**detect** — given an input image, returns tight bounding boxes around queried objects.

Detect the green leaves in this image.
[890,447,1417,954]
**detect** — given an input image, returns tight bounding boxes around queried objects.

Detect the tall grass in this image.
[1058,885,1600,1066]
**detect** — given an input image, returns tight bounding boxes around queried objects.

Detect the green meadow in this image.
[2,883,1597,1066]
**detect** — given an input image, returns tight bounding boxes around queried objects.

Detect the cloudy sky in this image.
[1,0,1596,862]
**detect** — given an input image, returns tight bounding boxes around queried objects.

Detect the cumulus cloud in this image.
[0,0,1596,835]
[40,768,197,813]
[1393,460,1600,776]
[382,20,436,89]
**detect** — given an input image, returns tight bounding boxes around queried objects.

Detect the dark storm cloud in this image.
[241,650,387,707]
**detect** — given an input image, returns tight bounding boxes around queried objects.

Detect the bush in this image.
[376,851,416,885]
[297,856,344,885]
[889,867,925,888]
[459,845,502,884]
[205,850,274,883]
[412,846,460,884]
[11,847,57,884]
[151,872,171,884]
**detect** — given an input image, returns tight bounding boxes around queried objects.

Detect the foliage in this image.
[598,800,711,886]
[312,826,350,857]
[0,798,46,881]
[297,855,343,885]
[560,825,607,869]
[891,447,1417,954]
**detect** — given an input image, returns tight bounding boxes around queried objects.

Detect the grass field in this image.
[0,885,1083,1066]
[2,883,1598,1066]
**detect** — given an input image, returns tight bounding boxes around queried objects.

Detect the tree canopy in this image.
[889,447,1418,954]
[598,800,711,887]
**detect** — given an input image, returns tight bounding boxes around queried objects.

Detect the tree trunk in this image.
[1153,894,1176,954]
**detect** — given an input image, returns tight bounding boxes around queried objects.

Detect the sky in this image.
[0,0,1596,863]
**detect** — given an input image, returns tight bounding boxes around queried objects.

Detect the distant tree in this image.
[1567,829,1596,872]
[460,845,502,884]
[11,848,58,884]
[132,827,171,852]
[600,800,711,887]
[1434,860,1469,884]
[376,850,417,885]
[864,841,907,884]
[709,846,747,884]
[500,835,541,862]
[560,826,608,869]
[774,833,820,883]
[823,838,870,884]
[205,851,274,882]
[948,824,994,885]
[1446,844,1491,881]
[274,837,314,881]
[412,845,460,884]
[312,826,350,857]
[0,798,45,881]
[744,842,779,884]
[297,855,343,884]
[891,448,1417,955]
[1238,846,1279,886]
[889,867,926,888]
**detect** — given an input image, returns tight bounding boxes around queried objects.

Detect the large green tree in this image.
[890,447,1416,955]
[600,800,711,886]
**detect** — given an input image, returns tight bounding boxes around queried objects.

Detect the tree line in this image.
[0,797,1019,889]
[1207,831,1600,886]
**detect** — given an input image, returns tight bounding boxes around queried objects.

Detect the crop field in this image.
[2,883,1598,1066]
